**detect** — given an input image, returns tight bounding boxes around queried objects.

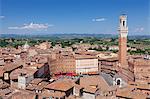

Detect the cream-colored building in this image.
[96,52,118,59]
[75,55,98,74]
[37,42,51,50]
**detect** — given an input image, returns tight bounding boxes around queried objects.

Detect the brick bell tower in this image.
[118,15,128,69]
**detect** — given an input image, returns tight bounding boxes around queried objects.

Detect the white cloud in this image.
[92,18,106,22]
[134,27,144,32]
[8,22,53,31]
[0,16,5,19]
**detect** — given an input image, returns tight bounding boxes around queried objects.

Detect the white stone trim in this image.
[120,33,127,37]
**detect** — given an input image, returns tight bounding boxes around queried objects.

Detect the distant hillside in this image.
[0,33,116,39]
[0,33,150,40]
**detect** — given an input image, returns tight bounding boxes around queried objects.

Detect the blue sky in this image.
[0,0,149,35]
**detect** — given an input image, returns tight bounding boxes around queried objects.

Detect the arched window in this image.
[123,21,125,27]
[117,79,121,85]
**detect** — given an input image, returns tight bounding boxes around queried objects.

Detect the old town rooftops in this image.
[40,90,65,98]
[129,57,150,66]
[74,54,97,59]
[0,67,5,77]
[3,63,23,72]
[0,82,10,89]
[10,68,37,80]
[98,57,118,62]
[80,75,110,91]
[45,79,74,91]
[30,78,43,85]
[116,87,147,99]
[11,91,36,99]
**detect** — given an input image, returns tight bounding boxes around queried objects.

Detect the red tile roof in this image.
[45,80,73,91]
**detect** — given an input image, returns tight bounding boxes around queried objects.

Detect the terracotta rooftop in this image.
[128,82,150,90]
[10,68,37,79]
[40,81,49,86]
[27,81,49,91]
[10,68,22,80]
[80,76,110,91]
[132,58,150,66]
[0,60,6,66]
[116,87,147,99]
[98,57,118,62]
[0,88,13,97]
[30,78,43,85]
[0,82,9,89]
[11,92,36,99]
[74,54,97,59]
[26,85,37,91]
[45,79,73,91]
[40,91,65,98]
[29,63,45,69]
[0,67,4,77]
[83,87,98,94]
[3,63,22,72]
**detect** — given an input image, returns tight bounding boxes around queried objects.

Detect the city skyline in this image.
[0,0,149,35]
[0,11,150,98]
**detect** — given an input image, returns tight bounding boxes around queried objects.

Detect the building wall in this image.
[36,65,45,77]
[34,63,49,78]
[119,37,127,68]
[10,80,18,88]
[118,15,128,69]
[129,59,150,83]
[49,54,99,75]
[134,66,150,83]
[82,93,95,99]
[18,76,26,89]
[75,58,98,74]
[73,87,80,97]
[100,61,118,66]
[38,42,51,50]
[18,75,34,89]
[49,57,76,75]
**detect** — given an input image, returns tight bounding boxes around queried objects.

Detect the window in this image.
[42,97,46,99]
[117,80,121,85]
[123,21,125,26]
[49,96,52,99]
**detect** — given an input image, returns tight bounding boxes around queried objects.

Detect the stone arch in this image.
[116,78,122,87]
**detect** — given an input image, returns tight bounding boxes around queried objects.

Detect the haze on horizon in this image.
[0,0,150,35]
